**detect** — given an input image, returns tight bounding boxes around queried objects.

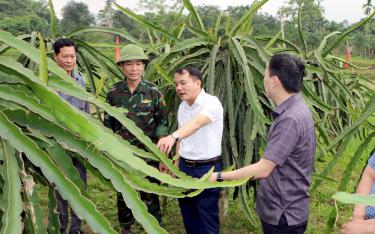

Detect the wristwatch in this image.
[171,132,179,141]
[217,172,223,182]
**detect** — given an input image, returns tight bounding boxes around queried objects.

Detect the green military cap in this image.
[117,44,149,65]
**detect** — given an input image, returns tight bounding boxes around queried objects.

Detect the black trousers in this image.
[261,213,307,234]
[117,190,161,230]
[56,157,87,234]
[117,162,161,230]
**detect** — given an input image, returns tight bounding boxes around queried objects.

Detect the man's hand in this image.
[159,162,169,174]
[209,172,218,182]
[157,135,176,154]
[341,219,375,234]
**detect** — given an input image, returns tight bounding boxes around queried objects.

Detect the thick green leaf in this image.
[257,36,303,55]
[0,140,22,234]
[333,192,375,206]
[311,135,352,192]
[0,111,117,234]
[67,27,150,52]
[165,48,209,73]
[317,31,340,54]
[154,64,174,85]
[326,93,375,152]
[213,14,222,43]
[14,150,45,234]
[224,55,239,160]
[297,5,307,53]
[0,38,202,182]
[75,39,121,89]
[45,140,87,193]
[302,83,332,112]
[4,108,192,197]
[4,109,186,233]
[0,82,57,123]
[47,0,56,38]
[239,185,259,228]
[265,31,281,50]
[184,18,208,38]
[47,186,60,234]
[114,3,179,42]
[0,58,158,162]
[0,59,246,189]
[183,0,205,32]
[207,44,219,94]
[230,0,268,36]
[38,33,48,84]
[230,38,269,124]
[76,50,102,120]
[170,37,210,53]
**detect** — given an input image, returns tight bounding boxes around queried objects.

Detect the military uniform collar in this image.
[121,79,147,94]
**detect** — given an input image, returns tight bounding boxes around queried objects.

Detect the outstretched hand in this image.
[157,135,176,154]
[209,172,218,182]
[159,162,169,174]
[341,219,375,234]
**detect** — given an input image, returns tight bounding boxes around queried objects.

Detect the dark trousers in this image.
[178,158,222,234]
[56,158,87,234]
[117,189,161,230]
[261,213,307,234]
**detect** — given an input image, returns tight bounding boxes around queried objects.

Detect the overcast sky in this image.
[51,0,367,24]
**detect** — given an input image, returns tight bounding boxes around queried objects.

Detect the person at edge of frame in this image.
[103,44,169,234]
[341,149,375,234]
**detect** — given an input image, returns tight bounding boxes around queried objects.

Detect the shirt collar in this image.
[71,71,80,81]
[121,79,146,94]
[183,89,205,108]
[272,93,301,119]
[194,89,206,105]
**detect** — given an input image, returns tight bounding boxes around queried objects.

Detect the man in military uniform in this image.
[103,44,168,234]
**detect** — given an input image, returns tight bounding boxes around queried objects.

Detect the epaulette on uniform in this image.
[109,81,123,93]
[143,80,160,93]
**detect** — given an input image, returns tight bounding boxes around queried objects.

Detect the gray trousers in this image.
[55,158,87,234]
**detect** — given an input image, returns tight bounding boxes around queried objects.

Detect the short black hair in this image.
[175,66,203,82]
[268,53,306,93]
[53,38,77,55]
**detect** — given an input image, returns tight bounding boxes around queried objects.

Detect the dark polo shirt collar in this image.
[272,93,301,119]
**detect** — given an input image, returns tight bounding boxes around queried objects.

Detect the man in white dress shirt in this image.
[157,66,223,234]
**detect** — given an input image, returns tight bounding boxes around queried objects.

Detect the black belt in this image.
[182,156,222,167]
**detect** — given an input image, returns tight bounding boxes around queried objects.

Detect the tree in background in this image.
[0,0,52,35]
[363,0,374,57]
[138,0,181,14]
[278,0,326,49]
[61,1,95,34]
[196,5,222,29]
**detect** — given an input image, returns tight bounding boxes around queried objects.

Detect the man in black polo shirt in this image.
[210,53,316,234]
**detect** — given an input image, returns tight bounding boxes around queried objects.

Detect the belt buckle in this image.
[185,159,195,167]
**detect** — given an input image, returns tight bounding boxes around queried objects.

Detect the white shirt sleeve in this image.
[177,104,183,129]
[199,97,223,122]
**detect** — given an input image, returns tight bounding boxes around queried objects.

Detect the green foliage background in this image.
[0,0,374,233]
